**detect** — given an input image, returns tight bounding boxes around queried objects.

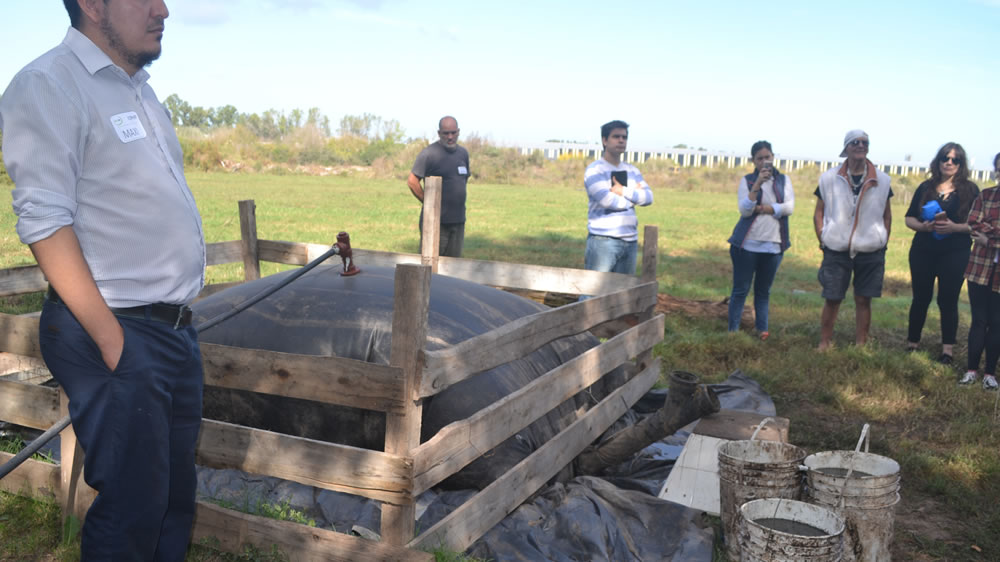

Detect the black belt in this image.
[46,287,192,329]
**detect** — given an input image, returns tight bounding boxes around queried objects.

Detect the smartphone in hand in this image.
[611,171,628,187]
[934,211,947,221]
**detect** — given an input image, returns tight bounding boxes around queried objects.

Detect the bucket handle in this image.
[836,423,871,507]
[749,417,779,442]
[853,423,871,454]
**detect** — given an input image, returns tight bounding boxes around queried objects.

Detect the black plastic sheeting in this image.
[189,372,774,561]
[455,371,774,561]
[192,264,618,489]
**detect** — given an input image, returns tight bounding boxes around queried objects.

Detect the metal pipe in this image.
[0,414,70,480]
[198,231,358,333]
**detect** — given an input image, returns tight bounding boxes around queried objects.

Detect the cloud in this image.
[331,7,459,41]
[344,0,391,8]
[169,0,235,25]
[263,0,325,10]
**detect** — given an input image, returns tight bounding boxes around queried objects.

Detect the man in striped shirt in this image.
[583,120,655,275]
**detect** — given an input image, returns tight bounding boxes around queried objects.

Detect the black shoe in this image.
[939,354,953,365]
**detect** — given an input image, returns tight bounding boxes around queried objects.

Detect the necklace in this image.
[849,171,865,189]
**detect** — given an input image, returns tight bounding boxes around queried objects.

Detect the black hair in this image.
[63,0,81,28]
[600,120,629,140]
[919,142,978,221]
[750,140,772,158]
[994,152,1000,170]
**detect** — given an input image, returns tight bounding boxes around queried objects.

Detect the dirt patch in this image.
[655,294,753,329]
[893,490,966,559]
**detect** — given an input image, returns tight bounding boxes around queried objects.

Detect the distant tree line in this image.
[162,95,406,144]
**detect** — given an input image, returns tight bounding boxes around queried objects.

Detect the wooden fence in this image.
[0,181,664,560]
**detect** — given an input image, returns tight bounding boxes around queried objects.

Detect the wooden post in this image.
[238,200,261,281]
[381,264,431,545]
[637,225,659,370]
[640,225,658,285]
[58,388,90,524]
[420,177,442,273]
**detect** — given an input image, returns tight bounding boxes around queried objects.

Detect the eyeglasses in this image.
[939,156,963,165]
[847,139,869,148]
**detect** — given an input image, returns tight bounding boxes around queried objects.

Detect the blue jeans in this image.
[40,300,203,561]
[728,246,784,332]
[584,234,638,274]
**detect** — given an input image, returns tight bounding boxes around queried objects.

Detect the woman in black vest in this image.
[904,142,980,364]
[727,141,794,340]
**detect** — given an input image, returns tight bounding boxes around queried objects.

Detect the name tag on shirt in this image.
[110,111,147,143]
[457,166,468,175]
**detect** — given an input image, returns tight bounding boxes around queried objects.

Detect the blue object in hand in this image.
[921,200,947,240]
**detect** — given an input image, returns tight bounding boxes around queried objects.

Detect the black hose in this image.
[1,243,344,480]
[196,245,341,333]
[0,414,70,480]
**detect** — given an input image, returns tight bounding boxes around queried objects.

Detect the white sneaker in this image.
[984,375,998,391]
[959,370,978,385]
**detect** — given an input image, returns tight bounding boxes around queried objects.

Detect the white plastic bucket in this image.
[803,424,901,561]
[718,418,806,562]
[739,498,845,562]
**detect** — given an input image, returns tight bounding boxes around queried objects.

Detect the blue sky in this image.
[2,0,998,170]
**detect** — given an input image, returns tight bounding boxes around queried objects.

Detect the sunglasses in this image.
[847,139,869,148]
[939,156,963,165]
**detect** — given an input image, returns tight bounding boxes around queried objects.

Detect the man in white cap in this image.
[813,130,893,350]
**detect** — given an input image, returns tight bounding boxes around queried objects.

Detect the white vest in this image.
[818,160,891,257]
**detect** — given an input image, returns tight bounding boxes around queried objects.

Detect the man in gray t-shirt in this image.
[407,115,471,257]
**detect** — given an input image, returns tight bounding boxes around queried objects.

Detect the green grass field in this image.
[1,170,997,561]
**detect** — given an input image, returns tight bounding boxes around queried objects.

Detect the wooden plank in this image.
[257,239,309,266]
[420,283,658,397]
[238,200,261,281]
[420,176,442,273]
[0,313,41,358]
[200,343,405,414]
[635,225,659,369]
[206,241,244,266]
[640,225,658,284]
[0,352,46,376]
[60,388,94,524]
[0,264,46,297]
[437,258,641,295]
[195,419,412,505]
[256,239,339,266]
[244,243,640,299]
[381,264,430,546]
[0,379,60,429]
[410,358,661,552]
[192,500,433,562]
[352,249,422,269]
[0,453,60,500]
[412,314,665,495]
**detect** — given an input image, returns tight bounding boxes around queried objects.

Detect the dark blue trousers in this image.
[40,300,203,561]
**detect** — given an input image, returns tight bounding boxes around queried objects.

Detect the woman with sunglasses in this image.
[962,152,1000,390]
[726,140,794,339]
[904,142,980,364]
